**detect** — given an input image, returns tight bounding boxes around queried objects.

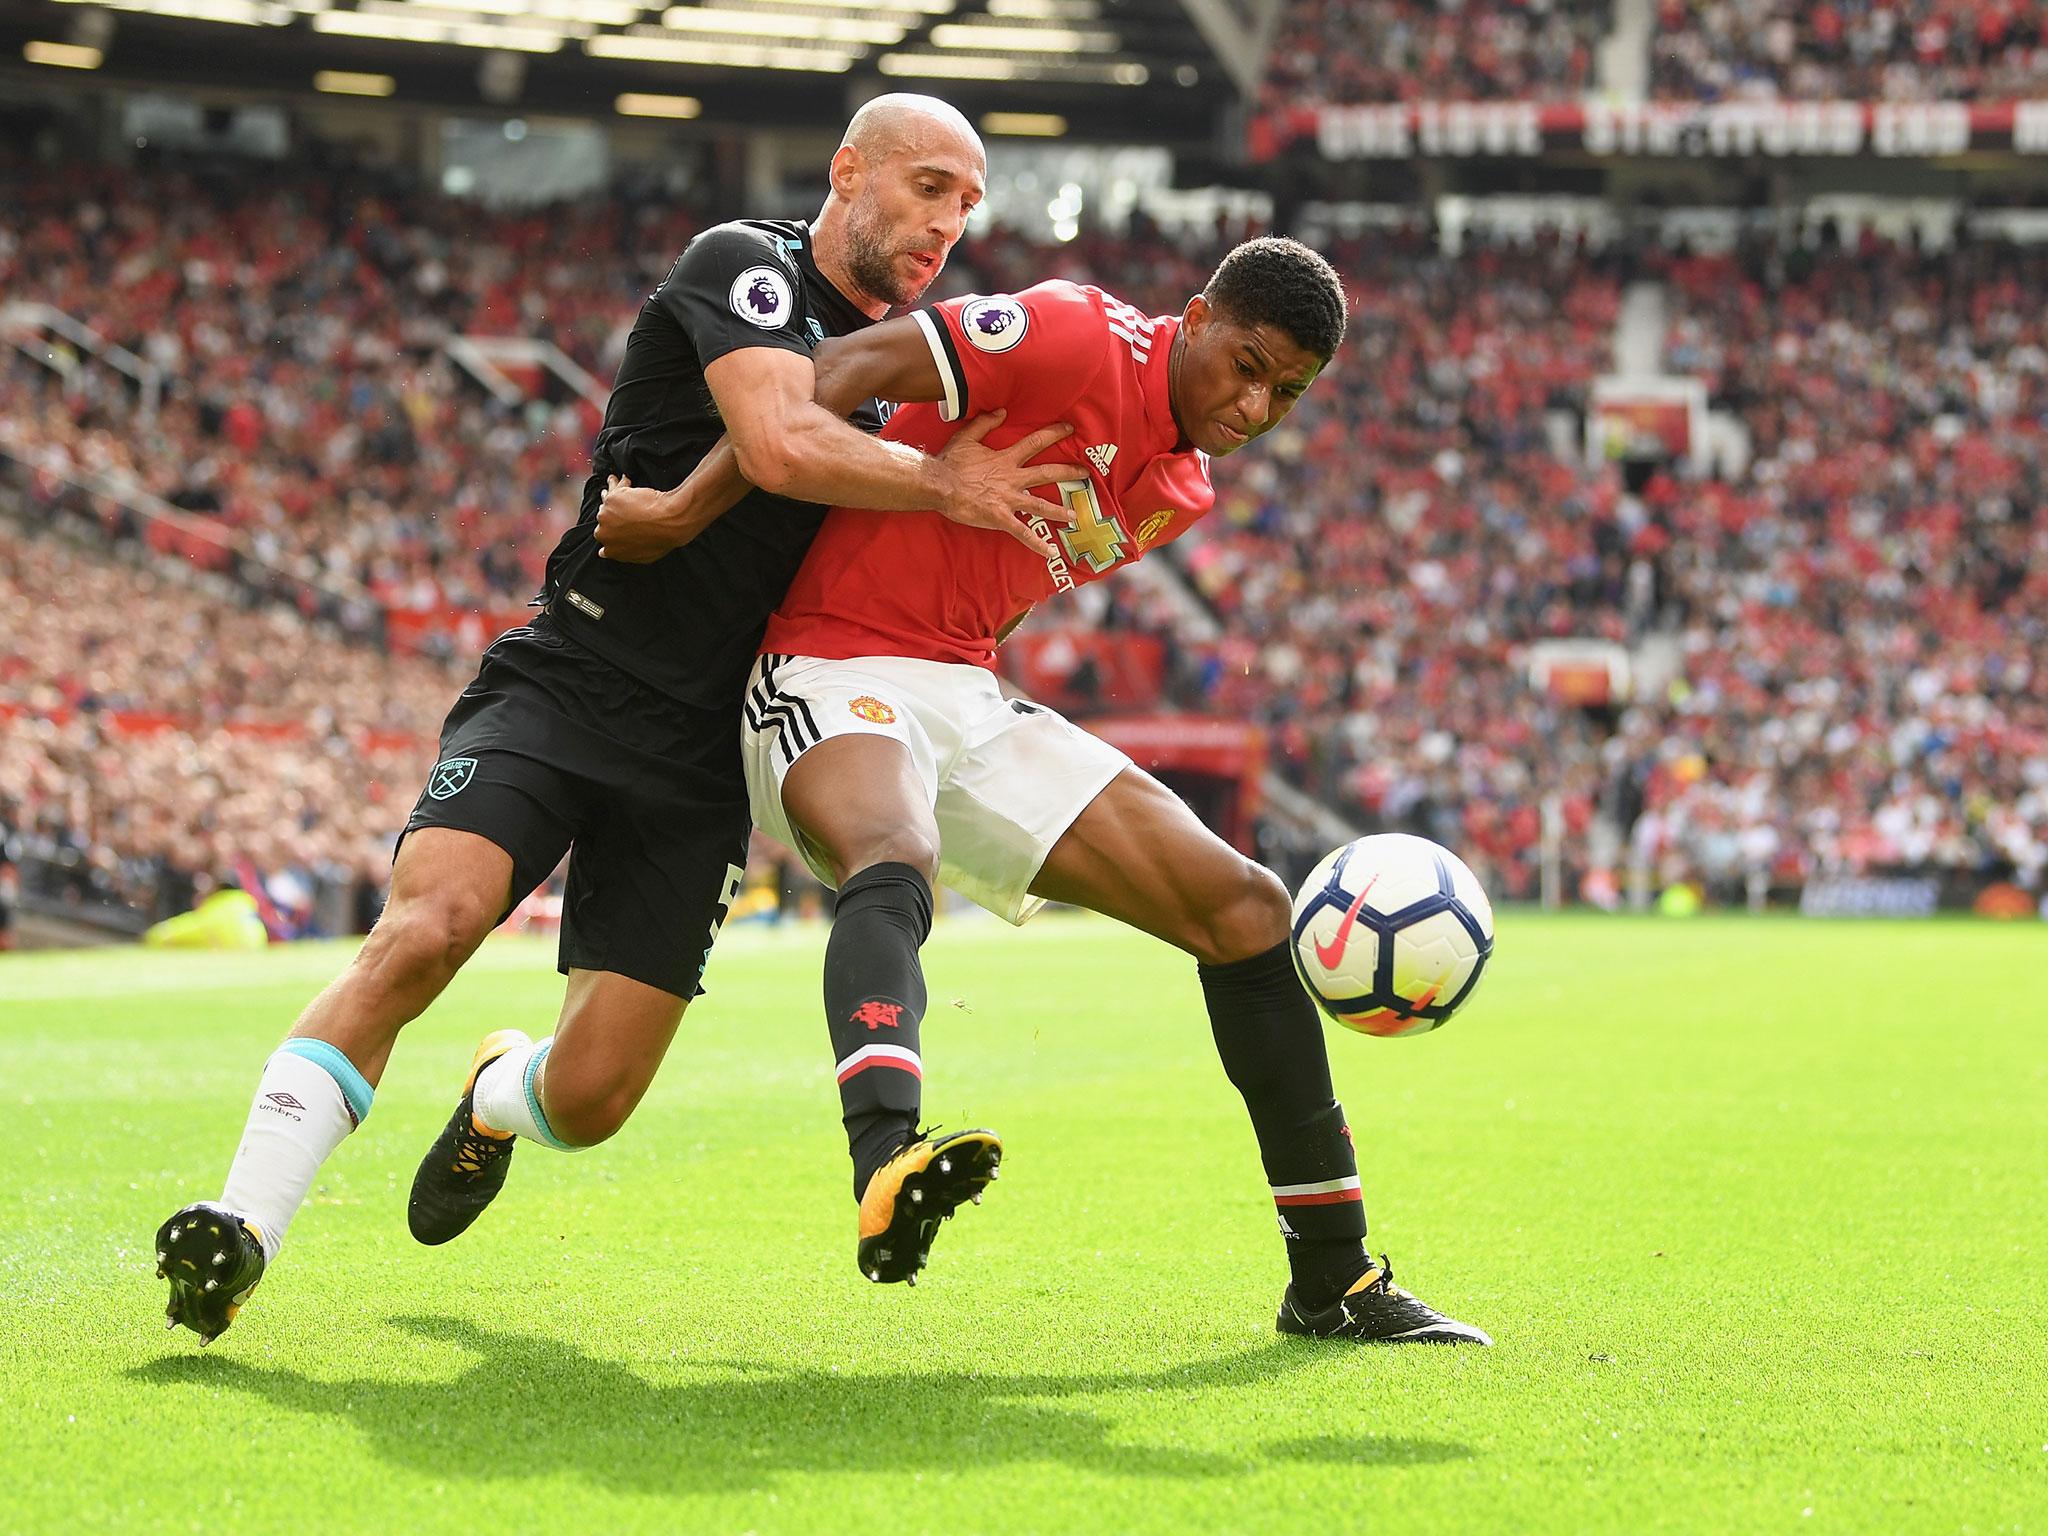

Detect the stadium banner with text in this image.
[1798,875,1942,919]
[1797,873,2041,918]
[1250,101,2048,162]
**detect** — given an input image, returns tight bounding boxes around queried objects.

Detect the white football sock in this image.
[472,1036,578,1150]
[219,1040,374,1262]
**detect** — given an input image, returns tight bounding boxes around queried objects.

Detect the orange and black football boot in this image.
[1277,1254,1492,1345]
[856,1128,1001,1284]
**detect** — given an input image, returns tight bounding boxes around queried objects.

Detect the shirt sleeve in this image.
[910,280,1108,424]
[657,223,814,370]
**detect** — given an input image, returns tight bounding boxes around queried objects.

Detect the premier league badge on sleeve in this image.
[961,296,1029,353]
[731,266,794,329]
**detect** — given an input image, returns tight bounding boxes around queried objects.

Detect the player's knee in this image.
[1189,859,1292,967]
[833,823,941,889]
[364,889,496,987]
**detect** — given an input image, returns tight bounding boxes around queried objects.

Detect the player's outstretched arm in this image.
[596,320,1082,562]
[599,408,1077,563]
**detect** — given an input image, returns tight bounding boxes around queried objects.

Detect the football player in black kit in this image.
[154,94,1082,1345]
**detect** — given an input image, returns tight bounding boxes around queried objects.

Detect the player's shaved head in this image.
[817,92,986,314]
[841,93,984,168]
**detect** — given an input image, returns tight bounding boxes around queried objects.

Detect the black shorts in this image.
[401,616,750,998]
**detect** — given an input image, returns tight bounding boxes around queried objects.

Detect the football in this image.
[1289,833,1496,1037]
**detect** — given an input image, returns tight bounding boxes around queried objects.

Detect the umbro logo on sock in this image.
[266,1093,307,1111]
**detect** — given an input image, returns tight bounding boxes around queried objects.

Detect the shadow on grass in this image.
[131,1315,1471,1488]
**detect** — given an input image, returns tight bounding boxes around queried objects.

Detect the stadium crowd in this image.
[1258,0,1607,110]
[0,159,704,647]
[1252,0,2048,108]
[0,526,449,926]
[1637,229,2048,895]
[1131,224,2045,903]
[4,157,2045,926]
[1651,1,2048,103]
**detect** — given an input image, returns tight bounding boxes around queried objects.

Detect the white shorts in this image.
[742,652,1131,923]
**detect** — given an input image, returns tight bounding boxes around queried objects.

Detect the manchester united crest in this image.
[848,696,897,725]
[1135,509,1175,549]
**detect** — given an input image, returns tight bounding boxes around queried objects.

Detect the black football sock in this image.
[1199,940,1371,1311]
[824,861,933,1200]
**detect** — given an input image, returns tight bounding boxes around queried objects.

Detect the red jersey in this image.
[761,280,1214,668]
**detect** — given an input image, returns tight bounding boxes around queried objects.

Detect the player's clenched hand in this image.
[935,411,1086,562]
[597,475,706,562]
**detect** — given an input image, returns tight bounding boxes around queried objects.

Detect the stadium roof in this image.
[0,0,1266,142]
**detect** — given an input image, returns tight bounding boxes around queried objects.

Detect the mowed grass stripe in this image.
[2,914,2042,1535]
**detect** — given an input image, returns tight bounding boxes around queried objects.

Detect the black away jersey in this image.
[540,218,884,706]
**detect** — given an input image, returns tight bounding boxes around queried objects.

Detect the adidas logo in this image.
[1083,442,1118,476]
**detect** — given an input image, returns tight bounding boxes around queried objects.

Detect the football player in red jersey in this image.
[599,238,1489,1344]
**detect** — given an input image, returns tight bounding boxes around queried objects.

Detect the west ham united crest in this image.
[427,757,477,800]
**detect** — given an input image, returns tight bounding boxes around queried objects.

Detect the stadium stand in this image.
[0,524,451,931]
[1251,0,2048,112]
[0,159,706,652]
[3,158,2044,927]
[1640,229,2047,896]
[1650,0,2048,103]
[1258,0,1610,111]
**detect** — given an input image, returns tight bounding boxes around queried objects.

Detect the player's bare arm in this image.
[598,412,1078,563]
[712,335,1086,543]
[597,330,936,554]
[599,410,1075,563]
[595,321,1083,561]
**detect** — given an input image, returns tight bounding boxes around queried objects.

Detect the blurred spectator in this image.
[1653,0,2048,102]
[0,157,707,628]
[0,527,451,924]
[1636,228,2048,895]
[1261,0,1608,110]
[4,154,2043,922]
[0,849,16,949]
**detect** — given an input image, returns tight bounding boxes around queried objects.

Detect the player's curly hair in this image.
[1202,237,1348,361]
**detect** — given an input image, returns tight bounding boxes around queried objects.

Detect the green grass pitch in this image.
[2,913,2043,1535]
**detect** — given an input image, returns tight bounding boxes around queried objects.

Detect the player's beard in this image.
[844,191,923,310]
